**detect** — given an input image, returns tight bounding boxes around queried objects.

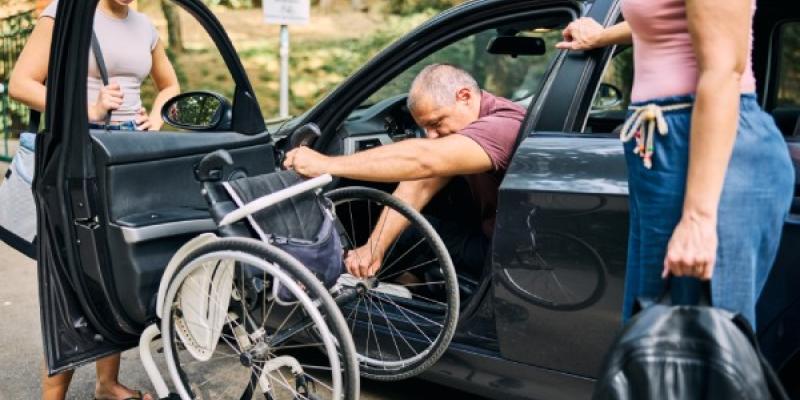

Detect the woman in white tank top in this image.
[10,0,179,132]
[9,0,178,399]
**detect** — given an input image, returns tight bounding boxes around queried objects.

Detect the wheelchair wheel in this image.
[161,237,359,400]
[325,187,459,381]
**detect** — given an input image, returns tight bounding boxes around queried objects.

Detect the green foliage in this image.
[200,0,254,9]
[0,9,35,137]
[386,0,462,14]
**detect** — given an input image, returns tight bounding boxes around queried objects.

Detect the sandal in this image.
[94,390,152,400]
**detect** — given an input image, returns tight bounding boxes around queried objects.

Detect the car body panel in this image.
[493,135,627,378]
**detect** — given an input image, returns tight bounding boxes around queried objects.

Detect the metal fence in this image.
[0,9,35,162]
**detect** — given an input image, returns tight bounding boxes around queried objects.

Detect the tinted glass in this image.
[777,22,800,108]
[359,21,568,109]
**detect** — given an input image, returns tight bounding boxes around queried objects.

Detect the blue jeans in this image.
[89,120,137,131]
[622,94,795,328]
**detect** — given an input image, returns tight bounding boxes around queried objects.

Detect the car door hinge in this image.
[74,215,100,230]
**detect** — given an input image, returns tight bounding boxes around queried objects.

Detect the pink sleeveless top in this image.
[621,0,757,102]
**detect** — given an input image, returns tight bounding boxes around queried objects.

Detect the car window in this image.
[359,23,566,109]
[776,21,800,108]
[137,2,235,131]
[582,46,634,134]
[593,46,633,112]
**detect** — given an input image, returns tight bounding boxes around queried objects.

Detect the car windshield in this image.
[357,23,566,110]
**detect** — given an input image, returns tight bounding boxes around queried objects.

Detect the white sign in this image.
[263,0,310,25]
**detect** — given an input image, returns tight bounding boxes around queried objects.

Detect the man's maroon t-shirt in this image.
[458,91,526,237]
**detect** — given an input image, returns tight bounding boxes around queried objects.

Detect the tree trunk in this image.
[351,0,367,12]
[161,0,184,53]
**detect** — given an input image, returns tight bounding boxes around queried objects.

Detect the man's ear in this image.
[455,87,473,104]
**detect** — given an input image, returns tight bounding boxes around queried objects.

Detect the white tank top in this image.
[42,1,159,122]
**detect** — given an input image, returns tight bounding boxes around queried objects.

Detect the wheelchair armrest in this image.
[218,173,333,226]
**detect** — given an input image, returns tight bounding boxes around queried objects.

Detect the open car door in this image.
[36,0,274,374]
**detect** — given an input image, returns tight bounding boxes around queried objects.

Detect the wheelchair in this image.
[139,149,460,400]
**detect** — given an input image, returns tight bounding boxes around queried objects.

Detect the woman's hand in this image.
[135,107,153,131]
[89,82,123,122]
[663,213,717,280]
[556,17,606,51]
[344,244,384,278]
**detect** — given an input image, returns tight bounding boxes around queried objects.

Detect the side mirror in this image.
[591,83,624,111]
[161,91,232,131]
[487,36,546,57]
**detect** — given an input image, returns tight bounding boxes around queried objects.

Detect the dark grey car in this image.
[36,0,799,399]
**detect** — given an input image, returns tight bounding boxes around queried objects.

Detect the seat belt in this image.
[793,116,800,137]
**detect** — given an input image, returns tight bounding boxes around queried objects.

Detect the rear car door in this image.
[490,0,638,383]
[493,0,800,391]
[36,0,274,374]
[754,9,800,396]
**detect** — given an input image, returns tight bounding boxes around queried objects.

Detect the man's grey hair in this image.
[407,64,480,113]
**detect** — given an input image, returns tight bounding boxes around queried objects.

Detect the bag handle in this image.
[634,278,712,314]
[90,30,112,128]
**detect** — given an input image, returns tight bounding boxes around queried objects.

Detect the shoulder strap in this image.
[28,109,41,133]
[90,31,111,127]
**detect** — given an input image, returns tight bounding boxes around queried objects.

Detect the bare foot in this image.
[95,382,153,400]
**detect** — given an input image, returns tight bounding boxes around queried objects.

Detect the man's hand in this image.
[344,244,384,278]
[555,17,606,51]
[89,82,123,122]
[283,146,331,177]
[135,107,153,131]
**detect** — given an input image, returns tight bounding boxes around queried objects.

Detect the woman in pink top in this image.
[557,0,794,327]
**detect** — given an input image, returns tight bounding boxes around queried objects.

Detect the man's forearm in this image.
[369,177,450,255]
[328,139,438,182]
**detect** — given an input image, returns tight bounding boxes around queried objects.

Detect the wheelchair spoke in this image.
[367,297,383,361]
[373,293,414,364]
[369,292,435,343]
[364,295,384,364]
[378,257,439,282]
[377,238,426,279]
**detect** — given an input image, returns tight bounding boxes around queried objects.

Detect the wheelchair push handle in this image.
[218,173,333,227]
[195,149,234,182]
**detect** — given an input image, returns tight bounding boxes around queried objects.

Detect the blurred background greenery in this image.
[0,0,798,136]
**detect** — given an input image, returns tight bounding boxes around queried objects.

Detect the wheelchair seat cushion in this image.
[225,171,344,303]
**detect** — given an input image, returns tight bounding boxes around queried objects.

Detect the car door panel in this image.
[92,134,274,327]
[493,134,628,378]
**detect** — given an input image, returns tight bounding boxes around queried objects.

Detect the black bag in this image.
[223,170,344,304]
[592,284,789,400]
[0,31,111,259]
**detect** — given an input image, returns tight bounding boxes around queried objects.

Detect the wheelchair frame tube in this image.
[139,324,171,399]
[218,174,333,226]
